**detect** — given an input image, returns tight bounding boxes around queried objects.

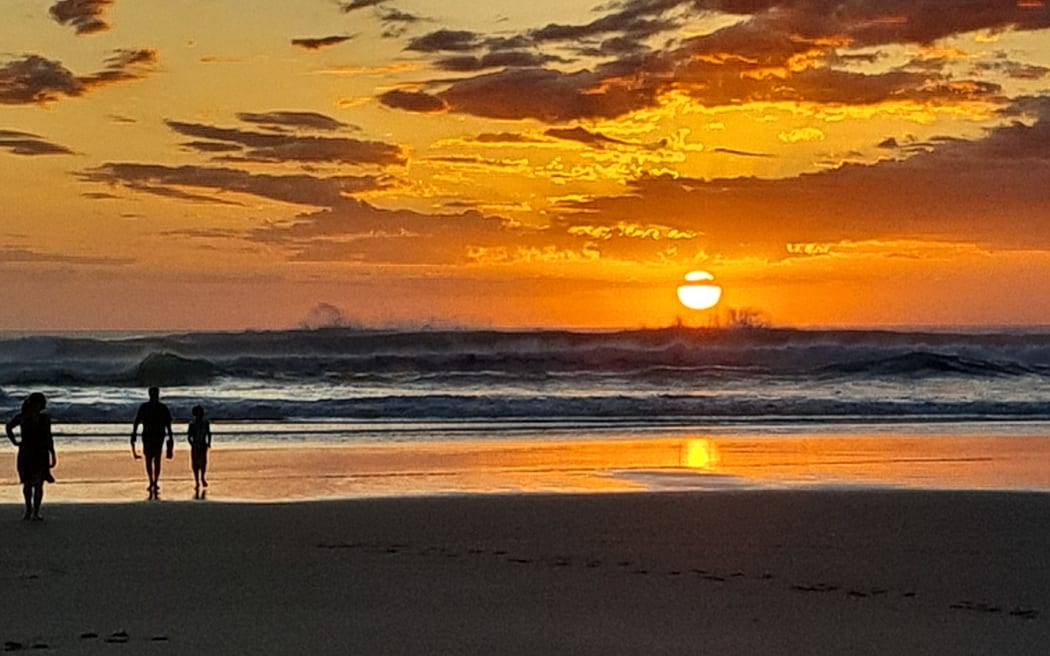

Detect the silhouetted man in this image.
[131,386,173,496]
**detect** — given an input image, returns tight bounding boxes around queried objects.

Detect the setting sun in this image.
[677,271,723,310]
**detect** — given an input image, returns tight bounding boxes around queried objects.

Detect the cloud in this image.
[291,35,353,50]
[0,246,130,266]
[473,132,544,144]
[0,129,74,156]
[0,56,82,104]
[378,89,447,113]
[340,0,387,11]
[164,119,404,166]
[438,67,657,121]
[709,147,773,158]
[544,126,633,148]
[49,0,115,35]
[0,50,158,105]
[81,163,390,208]
[435,51,555,72]
[407,29,481,52]
[248,201,529,265]
[379,11,425,38]
[380,1,1050,122]
[556,96,1050,257]
[973,59,1050,80]
[529,0,679,43]
[235,111,352,132]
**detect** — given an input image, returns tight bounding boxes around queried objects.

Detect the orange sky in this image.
[2,1,1050,330]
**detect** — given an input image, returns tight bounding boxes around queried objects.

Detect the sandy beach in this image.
[1,489,1048,655]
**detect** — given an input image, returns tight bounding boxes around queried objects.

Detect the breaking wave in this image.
[2,326,1050,422]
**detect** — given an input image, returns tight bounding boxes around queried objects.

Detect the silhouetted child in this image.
[187,405,212,491]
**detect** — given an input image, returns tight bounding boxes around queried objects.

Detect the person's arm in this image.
[44,416,56,468]
[205,421,212,448]
[5,414,21,446]
[131,413,141,459]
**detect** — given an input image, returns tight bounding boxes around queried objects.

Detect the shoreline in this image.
[2,489,1047,654]
[5,432,1050,503]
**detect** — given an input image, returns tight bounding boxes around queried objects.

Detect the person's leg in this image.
[146,451,161,489]
[31,483,43,519]
[22,484,32,519]
[200,450,208,487]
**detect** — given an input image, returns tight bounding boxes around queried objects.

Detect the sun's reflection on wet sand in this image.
[7,433,1050,502]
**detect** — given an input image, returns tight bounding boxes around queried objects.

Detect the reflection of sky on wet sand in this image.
[6,434,1050,503]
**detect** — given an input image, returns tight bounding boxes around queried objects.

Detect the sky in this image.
[2,0,1049,331]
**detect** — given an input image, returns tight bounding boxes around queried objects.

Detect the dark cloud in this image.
[84,49,158,85]
[0,56,82,104]
[340,0,387,11]
[0,129,74,156]
[377,7,426,38]
[380,8,422,23]
[164,120,404,166]
[291,35,353,50]
[0,50,158,105]
[179,141,243,153]
[81,163,389,208]
[530,0,679,43]
[425,156,525,169]
[236,111,352,132]
[544,126,633,148]
[407,29,482,52]
[435,51,554,72]
[378,89,447,113]
[438,67,657,121]
[973,59,1050,80]
[709,147,773,158]
[380,1,1049,122]
[0,246,130,266]
[49,0,115,35]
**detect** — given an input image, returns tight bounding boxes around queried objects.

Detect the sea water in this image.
[2,326,1050,498]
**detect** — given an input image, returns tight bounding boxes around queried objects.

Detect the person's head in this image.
[148,386,160,401]
[23,392,47,414]
[192,405,204,419]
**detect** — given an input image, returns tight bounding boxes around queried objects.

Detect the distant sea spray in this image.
[2,326,1050,423]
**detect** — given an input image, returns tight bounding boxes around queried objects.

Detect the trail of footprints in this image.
[317,540,1041,623]
[3,631,170,652]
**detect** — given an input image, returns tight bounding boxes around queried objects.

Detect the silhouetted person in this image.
[6,392,56,520]
[187,404,212,493]
[131,386,173,497]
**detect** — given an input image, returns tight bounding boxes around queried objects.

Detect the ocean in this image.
[2,325,1050,444]
[4,325,1050,498]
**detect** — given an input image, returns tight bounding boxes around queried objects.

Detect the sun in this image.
[677,270,723,310]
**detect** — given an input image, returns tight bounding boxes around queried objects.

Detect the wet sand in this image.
[13,433,1050,502]
[1,490,1048,655]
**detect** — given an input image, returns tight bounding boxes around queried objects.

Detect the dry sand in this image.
[1,490,1048,655]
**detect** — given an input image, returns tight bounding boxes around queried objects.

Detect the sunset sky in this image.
[2,0,1049,330]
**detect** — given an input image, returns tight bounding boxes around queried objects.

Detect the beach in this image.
[2,485,1049,654]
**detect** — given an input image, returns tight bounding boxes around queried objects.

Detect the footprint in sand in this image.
[105,630,130,644]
